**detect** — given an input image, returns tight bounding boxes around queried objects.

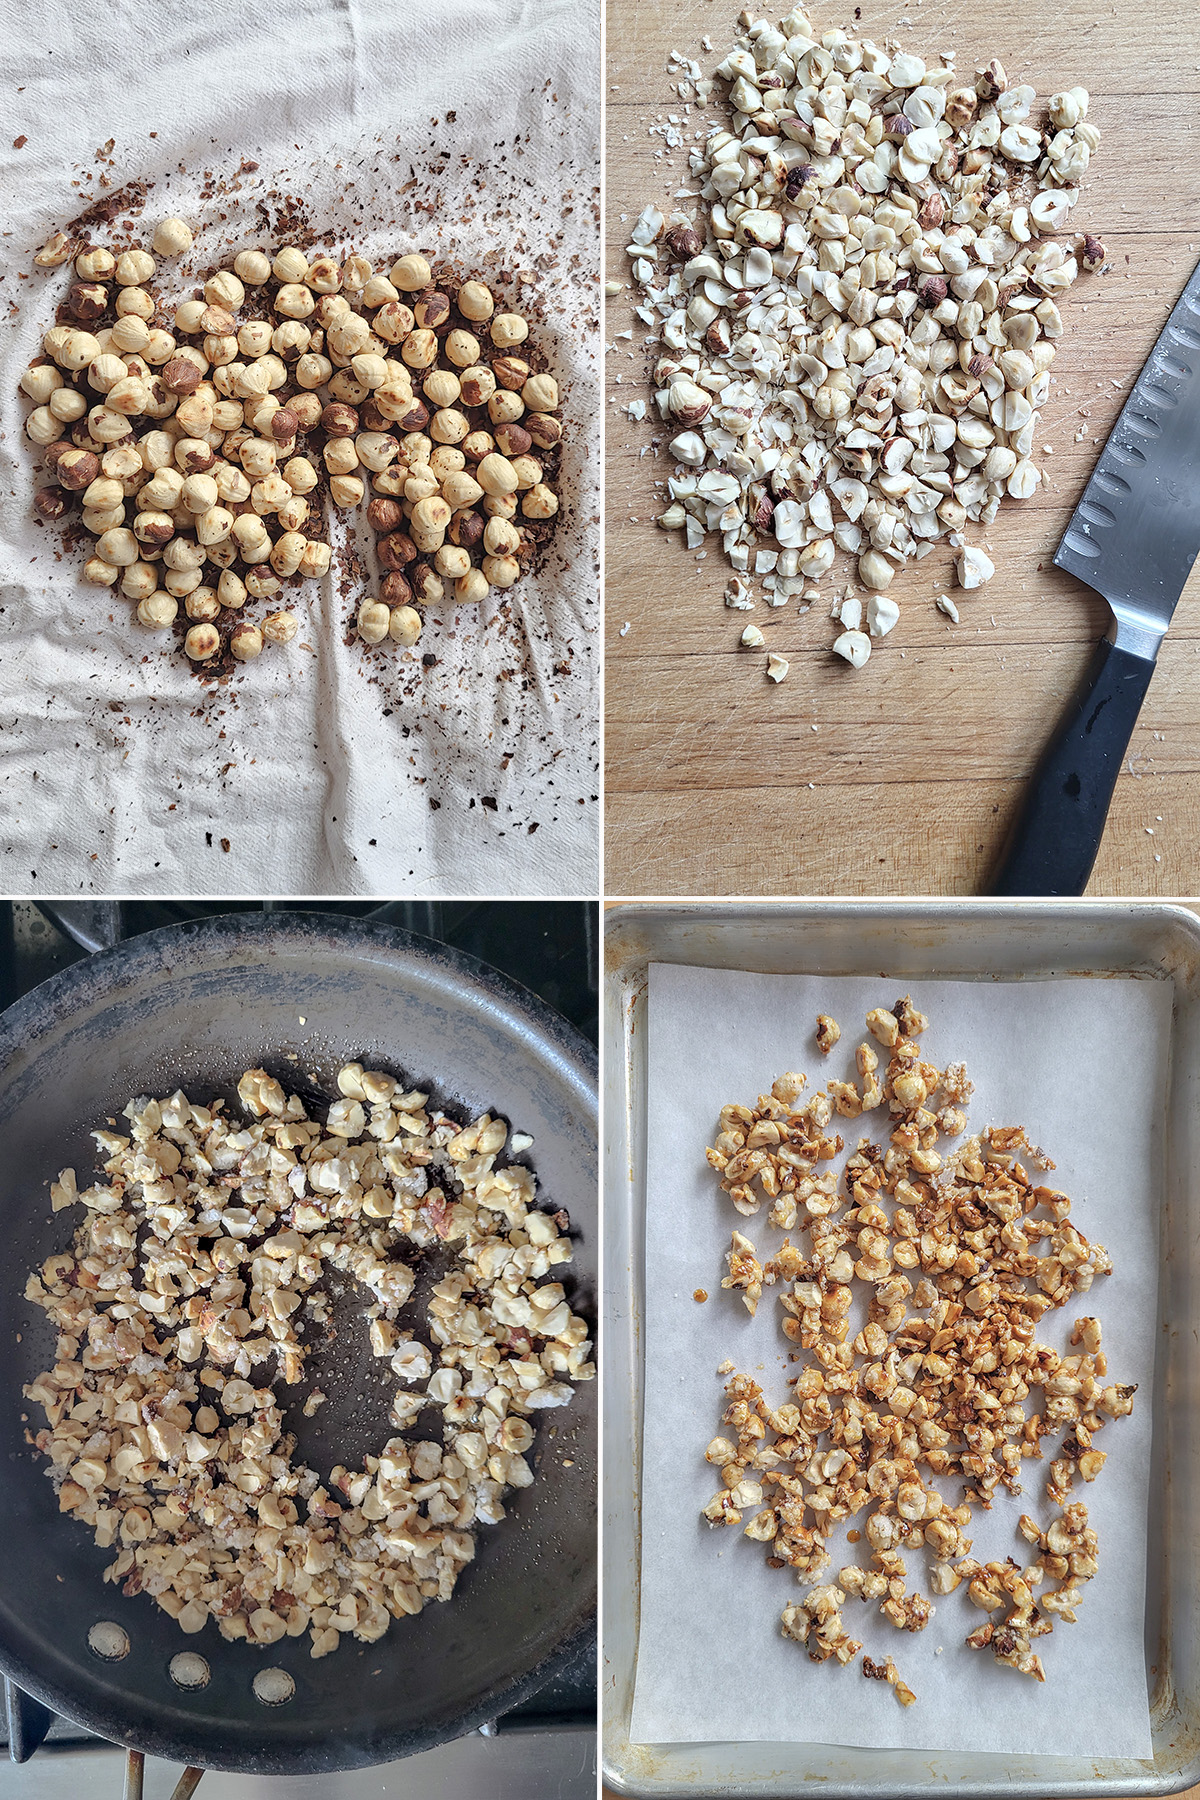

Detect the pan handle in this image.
[122,1750,204,1800]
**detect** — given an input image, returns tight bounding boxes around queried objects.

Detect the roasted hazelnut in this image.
[448,509,485,550]
[116,287,155,321]
[357,598,391,643]
[271,406,299,443]
[175,437,216,474]
[380,570,413,606]
[185,585,220,621]
[388,604,422,645]
[161,357,202,396]
[461,429,494,462]
[522,373,559,413]
[136,592,178,628]
[490,312,529,349]
[522,482,559,519]
[289,394,323,432]
[482,553,520,588]
[483,516,521,556]
[67,281,107,322]
[373,301,416,345]
[115,249,156,287]
[396,399,430,432]
[321,401,359,437]
[367,496,404,533]
[230,622,264,662]
[390,254,432,292]
[492,354,530,392]
[458,365,496,408]
[378,531,418,570]
[56,447,100,490]
[493,421,532,458]
[153,217,194,257]
[415,291,451,329]
[408,564,443,605]
[526,412,562,449]
[456,280,494,322]
[400,328,438,370]
[184,623,220,661]
[110,315,151,355]
[33,486,68,521]
[263,610,300,644]
[665,224,703,259]
[477,452,519,497]
[917,274,948,307]
[455,568,490,604]
[75,246,115,280]
[444,328,480,368]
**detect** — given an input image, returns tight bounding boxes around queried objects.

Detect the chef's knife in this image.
[990,254,1200,896]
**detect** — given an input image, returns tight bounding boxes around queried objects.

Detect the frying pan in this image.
[0,912,597,1780]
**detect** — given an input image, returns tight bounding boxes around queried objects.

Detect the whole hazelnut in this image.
[526,413,562,449]
[271,407,299,442]
[359,400,390,433]
[367,497,404,533]
[67,282,108,322]
[494,422,532,458]
[448,510,485,550]
[492,355,530,392]
[184,623,221,661]
[321,401,359,437]
[918,193,945,230]
[785,164,816,198]
[56,447,100,490]
[34,487,69,521]
[415,292,451,329]
[665,224,702,259]
[378,531,418,570]
[161,357,202,395]
[916,274,948,307]
[380,570,413,606]
[397,399,430,432]
[230,622,264,662]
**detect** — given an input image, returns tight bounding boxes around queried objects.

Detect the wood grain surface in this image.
[604,0,1200,896]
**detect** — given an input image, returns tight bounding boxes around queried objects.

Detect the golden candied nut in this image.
[866,1007,900,1047]
[815,1014,841,1053]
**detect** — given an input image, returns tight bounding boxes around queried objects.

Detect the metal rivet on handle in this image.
[252,1667,295,1706]
[87,1621,130,1660]
[169,1653,210,1690]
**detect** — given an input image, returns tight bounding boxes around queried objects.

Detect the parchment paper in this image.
[0,0,598,897]
[631,963,1169,1758]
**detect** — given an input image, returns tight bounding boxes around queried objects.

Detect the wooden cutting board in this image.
[604,0,1200,895]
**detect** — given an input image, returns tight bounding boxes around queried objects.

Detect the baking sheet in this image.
[0,0,598,897]
[630,963,1167,1758]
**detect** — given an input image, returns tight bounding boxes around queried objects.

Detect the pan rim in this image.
[0,909,596,1775]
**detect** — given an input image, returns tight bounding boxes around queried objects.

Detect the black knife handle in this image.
[990,636,1156,897]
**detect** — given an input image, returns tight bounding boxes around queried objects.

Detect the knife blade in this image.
[990,252,1200,896]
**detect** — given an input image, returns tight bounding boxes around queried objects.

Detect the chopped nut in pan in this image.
[624,11,1103,669]
[700,996,1135,1700]
[23,1064,593,1659]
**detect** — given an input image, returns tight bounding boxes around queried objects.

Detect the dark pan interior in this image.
[0,913,597,1774]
